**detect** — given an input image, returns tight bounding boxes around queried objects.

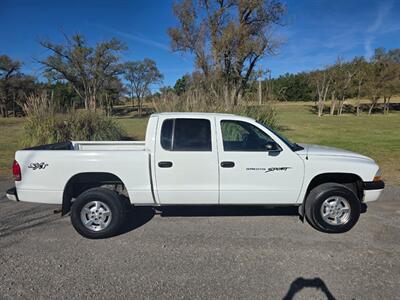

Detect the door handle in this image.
[221,161,235,168]
[158,161,173,168]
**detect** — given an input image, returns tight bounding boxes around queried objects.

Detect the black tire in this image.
[304,183,361,233]
[71,187,126,239]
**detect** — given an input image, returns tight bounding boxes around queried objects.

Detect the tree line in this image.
[268,48,400,116]
[1,0,399,119]
[0,35,163,118]
[1,0,287,118]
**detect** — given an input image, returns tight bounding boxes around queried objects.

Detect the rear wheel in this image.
[305,183,361,233]
[71,188,126,239]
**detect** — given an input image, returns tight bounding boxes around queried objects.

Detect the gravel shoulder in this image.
[0,176,399,299]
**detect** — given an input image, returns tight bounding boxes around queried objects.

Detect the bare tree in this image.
[123,59,163,117]
[256,68,265,105]
[328,61,339,115]
[351,57,368,116]
[168,0,286,108]
[337,63,355,115]
[39,34,125,111]
[326,57,355,115]
[310,69,331,117]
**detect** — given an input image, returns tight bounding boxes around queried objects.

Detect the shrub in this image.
[232,104,278,130]
[53,112,127,142]
[153,92,278,129]
[22,94,126,147]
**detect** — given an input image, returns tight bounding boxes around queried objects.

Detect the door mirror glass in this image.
[265,141,281,152]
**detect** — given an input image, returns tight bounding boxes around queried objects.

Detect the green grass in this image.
[1,103,399,184]
[117,117,148,140]
[275,102,400,185]
[0,118,25,177]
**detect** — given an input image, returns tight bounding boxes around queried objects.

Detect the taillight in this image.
[12,160,21,181]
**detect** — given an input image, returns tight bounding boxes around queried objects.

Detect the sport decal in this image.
[246,167,291,173]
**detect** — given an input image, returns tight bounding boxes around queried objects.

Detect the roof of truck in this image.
[151,112,243,118]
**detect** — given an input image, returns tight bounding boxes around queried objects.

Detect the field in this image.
[0,118,25,178]
[1,101,399,184]
[275,102,400,184]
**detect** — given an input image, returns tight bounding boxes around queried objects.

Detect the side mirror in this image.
[265,141,282,153]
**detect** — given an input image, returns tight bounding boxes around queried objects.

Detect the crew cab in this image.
[7,113,385,238]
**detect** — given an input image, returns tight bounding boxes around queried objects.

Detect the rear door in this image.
[216,117,304,204]
[154,116,219,204]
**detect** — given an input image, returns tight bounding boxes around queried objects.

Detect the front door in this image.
[216,118,304,204]
[154,116,219,204]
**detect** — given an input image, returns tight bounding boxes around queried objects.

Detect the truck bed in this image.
[15,140,153,205]
[72,141,146,151]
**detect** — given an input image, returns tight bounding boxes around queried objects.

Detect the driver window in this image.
[221,120,275,152]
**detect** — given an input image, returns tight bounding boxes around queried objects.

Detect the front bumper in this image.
[6,187,19,201]
[363,180,385,202]
[364,180,385,190]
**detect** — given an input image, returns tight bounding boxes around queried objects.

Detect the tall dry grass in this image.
[21,92,126,147]
[152,90,279,129]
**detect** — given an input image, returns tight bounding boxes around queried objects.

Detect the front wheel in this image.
[71,188,126,239]
[305,183,361,233]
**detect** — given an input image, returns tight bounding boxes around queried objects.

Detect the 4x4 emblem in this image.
[28,162,49,170]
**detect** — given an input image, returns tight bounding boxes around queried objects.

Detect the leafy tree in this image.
[9,74,37,116]
[385,49,400,63]
[0,55,37,117]
[39,34,126,111]
[159,86,175,95]
[102,76,124,116]
[377,49,400,114]
[0,55,21,80]
[48,81,79,112]
[168,0,286,107]
[0,55,22,117]
[365,48,400,114]
[123,59,163,117]
[174,75,190,96]
[271,72,313,101]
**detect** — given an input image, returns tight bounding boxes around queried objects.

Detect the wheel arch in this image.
[299,172,364,220]
[62,172,128,216]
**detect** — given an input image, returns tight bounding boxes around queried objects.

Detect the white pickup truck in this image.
[7,112,384,238]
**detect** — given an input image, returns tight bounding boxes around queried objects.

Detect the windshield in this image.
[257,122,304,152]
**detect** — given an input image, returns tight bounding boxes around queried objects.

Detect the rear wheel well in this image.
[62,172,128,216]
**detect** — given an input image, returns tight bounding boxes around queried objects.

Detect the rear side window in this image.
[161,118,212,151]
[161,119,173,150]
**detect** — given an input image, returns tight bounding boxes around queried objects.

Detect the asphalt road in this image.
[0,176,399,299]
